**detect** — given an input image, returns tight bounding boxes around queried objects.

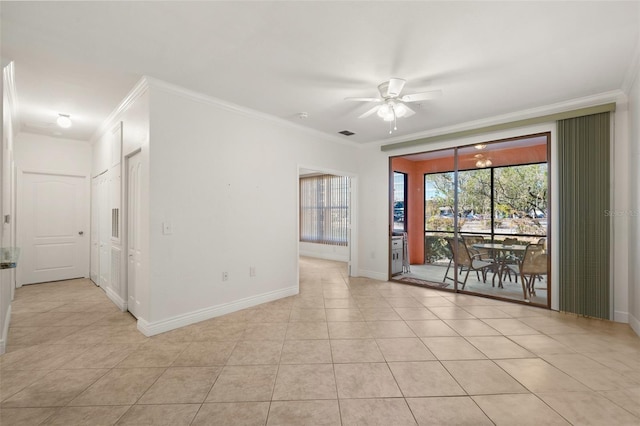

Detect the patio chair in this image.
[443,237,496,289]
[505,243,547,300]
[462,235,493,281]
[463,235,493,260]
[500,237,520,283]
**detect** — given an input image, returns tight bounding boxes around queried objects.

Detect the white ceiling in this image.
[2,1,639,144]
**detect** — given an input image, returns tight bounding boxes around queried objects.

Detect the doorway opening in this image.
[298,167,356,285]
[389,133,550,308]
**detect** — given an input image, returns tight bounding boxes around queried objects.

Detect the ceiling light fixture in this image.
[345,78,442,135]
[376,100,411,133]
[474,154,492,168]
[474,143,487,150]
[56,113,72,128]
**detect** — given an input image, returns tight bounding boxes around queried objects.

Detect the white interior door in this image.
[20,172,88,285]
[98,173,110,288]
[127,152,142,318]
[90,176,100,285]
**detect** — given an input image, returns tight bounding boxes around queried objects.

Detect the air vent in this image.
[339,130,355,136]
[112,208,119,239]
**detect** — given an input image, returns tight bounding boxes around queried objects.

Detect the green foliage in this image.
[425,216,466,232]
[425,164,548,222]
[494,165,547,217]
[513,218,546,235]
[425,234,451,263]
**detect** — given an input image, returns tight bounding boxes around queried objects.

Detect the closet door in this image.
[98,173,110,289]
[20,172,87,284]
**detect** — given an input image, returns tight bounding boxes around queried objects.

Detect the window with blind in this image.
[300,175,350,246]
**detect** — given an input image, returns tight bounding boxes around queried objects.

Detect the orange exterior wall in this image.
[392,158,426,264]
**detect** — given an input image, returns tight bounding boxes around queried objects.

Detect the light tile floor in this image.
[1,257,639,425]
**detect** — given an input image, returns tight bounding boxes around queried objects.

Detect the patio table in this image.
[472,243,528,288]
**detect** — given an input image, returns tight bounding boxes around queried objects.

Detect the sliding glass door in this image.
[390,134,550,307]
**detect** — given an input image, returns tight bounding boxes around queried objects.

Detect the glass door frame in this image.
[389,132,551,309]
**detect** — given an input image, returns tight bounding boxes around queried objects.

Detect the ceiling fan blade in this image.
[401,89,443,102]
[344,97,382,102]
[386,78,406,97]
[403,104,416,117]
[358,105,380,119]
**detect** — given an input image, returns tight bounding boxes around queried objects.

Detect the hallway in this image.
[1,258,639,425]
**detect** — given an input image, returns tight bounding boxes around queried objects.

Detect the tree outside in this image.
[424,163,547,262]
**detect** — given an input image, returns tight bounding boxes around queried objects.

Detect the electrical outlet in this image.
[222,272,229,281]
[249,266,256,277]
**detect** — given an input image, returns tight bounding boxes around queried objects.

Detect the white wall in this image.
[0,62,17,355]
[299,242,349,262]
[355,145,393,281]
[627,58,640,334]
[613,100,630,323]
[15,133,91,176]
[142,81,360,332]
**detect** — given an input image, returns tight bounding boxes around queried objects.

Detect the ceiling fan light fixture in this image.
[56,113,72,128]
[474,153,491,168]
[377,101,409,122]
[394,102,408,118]
[377,103,392,119]
[346,78,442,133]
[475,154,493,168]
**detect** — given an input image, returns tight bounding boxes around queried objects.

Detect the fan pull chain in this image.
[389,105,398,134]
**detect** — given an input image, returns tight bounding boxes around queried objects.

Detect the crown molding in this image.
[622,36,640,94]
[90,76,150,144]
[374,89,625,150]
[144,76,357,148]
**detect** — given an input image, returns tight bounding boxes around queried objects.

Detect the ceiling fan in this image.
[345,78,442,133]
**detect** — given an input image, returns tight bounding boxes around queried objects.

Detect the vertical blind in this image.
[300,175,350,246]
[558,112,610,319]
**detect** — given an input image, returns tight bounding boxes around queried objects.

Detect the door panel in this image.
[90,176,99,284]
[20,173,87,285]
[127,152,142,318]
[98,173,110,288]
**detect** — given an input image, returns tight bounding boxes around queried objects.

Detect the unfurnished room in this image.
[1,1,640,425]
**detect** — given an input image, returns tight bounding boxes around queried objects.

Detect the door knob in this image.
[78,231,84,235]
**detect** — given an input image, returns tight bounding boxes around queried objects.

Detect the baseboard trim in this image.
[630,313,640,337]
[105,287,128,312]
[613,310,629,323]
[0,304,12,355]
[357,269,388,282]
[137,285,299,337]
[299,250,349,262]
